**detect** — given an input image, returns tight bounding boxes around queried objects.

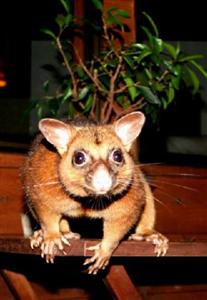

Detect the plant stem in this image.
[72,44,106,93]
[103,56,123,123]
[56,37,78,98]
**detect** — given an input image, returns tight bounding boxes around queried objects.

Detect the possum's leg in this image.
[84,215,136,275]
[30,212,70,263]
[59,218,81,240]
[129,184,169,256]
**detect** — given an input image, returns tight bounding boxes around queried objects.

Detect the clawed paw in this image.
[62,231,81,240]
[30,229,44,249]
[129,232,169,256]
[40,236,69,263]
[30,230,72,263]
[83,244,110,275]
[146,233,169,256]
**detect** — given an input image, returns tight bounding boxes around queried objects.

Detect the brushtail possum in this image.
[22,112,168,274]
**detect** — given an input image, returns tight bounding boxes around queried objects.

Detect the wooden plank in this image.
[1,270,38,300]
[0,153,25,236]
[104,265,143,300]
[1,236,207,257]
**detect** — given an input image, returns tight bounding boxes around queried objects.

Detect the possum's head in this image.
[39,112,145,198]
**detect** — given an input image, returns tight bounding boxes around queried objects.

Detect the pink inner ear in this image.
[115,112,145,146]
[39,118,71,150]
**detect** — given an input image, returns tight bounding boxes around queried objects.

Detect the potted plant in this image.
[28,0,207,128]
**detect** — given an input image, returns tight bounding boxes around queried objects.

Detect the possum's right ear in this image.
[39,119,72,155]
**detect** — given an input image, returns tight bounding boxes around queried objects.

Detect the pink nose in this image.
[92,164,112,194]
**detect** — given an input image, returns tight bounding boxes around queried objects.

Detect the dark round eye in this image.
[112,149,123,163]
[73,151,87,166]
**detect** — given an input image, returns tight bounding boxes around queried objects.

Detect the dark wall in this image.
[0,0,206,41]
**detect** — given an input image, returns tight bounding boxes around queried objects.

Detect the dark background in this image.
[0,0,206,161]
[0,0,206,41]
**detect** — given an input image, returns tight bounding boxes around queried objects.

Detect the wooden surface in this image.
[1,270,39,300]
[104,265,144,300]
[1,236,207,257]
[0,152,25,235]
[1,152,207,299]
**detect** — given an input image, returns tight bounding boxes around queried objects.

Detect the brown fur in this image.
[22,113,168,274]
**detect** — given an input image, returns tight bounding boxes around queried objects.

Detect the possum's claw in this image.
[40,234,70,263]
[30,230,71,263]
[146,232,169,256]
[84,243,110,275]
[62,231,81,240]
[129,231,169,256]
[30,229,44,249]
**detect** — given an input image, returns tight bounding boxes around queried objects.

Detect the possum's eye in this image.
[73,151,88,167]
[110,148,124,164]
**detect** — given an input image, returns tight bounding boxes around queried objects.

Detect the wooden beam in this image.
[1,270,38,300]
[73,0,85,60]
[1,236,207,257]
[104,265,144,300]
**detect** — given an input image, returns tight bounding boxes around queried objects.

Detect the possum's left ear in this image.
[114,112,145,151]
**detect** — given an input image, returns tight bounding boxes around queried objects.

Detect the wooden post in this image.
[104,265,144,300]
[73,0,85,60]
[1,270,38,300]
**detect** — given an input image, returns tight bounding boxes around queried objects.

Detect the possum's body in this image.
[22,112,168,274]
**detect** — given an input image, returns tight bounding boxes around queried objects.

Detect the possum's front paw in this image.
[30,230,70,263]
[30,229,44,249]
[129,231,169,256]
[83,244,111,275]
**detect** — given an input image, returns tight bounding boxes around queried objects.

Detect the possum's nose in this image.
[92,164,112,194]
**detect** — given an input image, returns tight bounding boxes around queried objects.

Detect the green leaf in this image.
[115,9,130,19]
[142,12,159,37]
[163,42,177,59]
[123,55,135,69]
[91,0,103,11]
[116,94,131,109]
[167,86,175,103]
[76,66,87,79]
[36,103,44,119]
[175,42,181,57]
[122,74,138,101]
[107,6,118,13]
[62,85,72,102]
[55,14,66,29]
[138,86,160,105]
[178,54,204,63]
[172,64,181,77]
[43,80,50,93]
[136,48,152,63]
[144,69,153,80]
[153,82,165,92]
[152,37,163,53]
[41,29,56,39]
[59,0,70,13]
[141,26,153,44]
[68,101,75,118]
[190,60,207,79]
[77,86,90,101]
[132,43,146,50]
[83,94,93,113]
[171,76,181,90]
[107,14,122,26]
[186,67,200,94]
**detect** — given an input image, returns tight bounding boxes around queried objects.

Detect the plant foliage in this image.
[30,0,207,123]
